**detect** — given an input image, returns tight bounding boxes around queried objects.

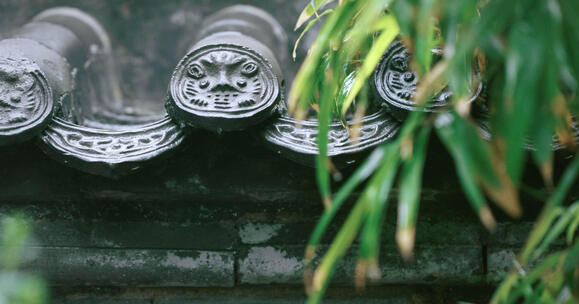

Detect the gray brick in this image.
[238,245,483,285]
[486,247,558,283]
[27,220,236,250]
[23,247,234,287]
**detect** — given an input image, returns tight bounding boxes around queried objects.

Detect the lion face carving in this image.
[374,40,480,114]
[0,59,37,125]
[184,51,263,110]
[170,46,279,121]
[0,57,52,144]
[375,41,452,111]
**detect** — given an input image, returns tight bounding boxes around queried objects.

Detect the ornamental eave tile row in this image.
[0,5,551,178]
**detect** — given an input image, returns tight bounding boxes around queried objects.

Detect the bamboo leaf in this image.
[295,0,336,30]
[357,144,400,286]
[413,0,437,76]
[304,144,388,288]
[289,1,357,117]
[534,203,579,259]
[562,241,579,294]
[396,126,430,260]
[567,206,579,244]
[293,9,334,61]
[519,156,579,265]
[547,153,579,208]
[435,113,496,230]
[308,144,401,301]
[307,196,366,304]
[491,7,545,186]
[340,15,400,116]
[316,55,339,210]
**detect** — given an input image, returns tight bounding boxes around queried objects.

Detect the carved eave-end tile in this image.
[167,39,282,132]
[38,116,185,178]
[373,39,483,120]
[263,109,401,167]
[474,107,579,153]
[0,56,53,146]
[4,7,189,178]
[167,5,286,133]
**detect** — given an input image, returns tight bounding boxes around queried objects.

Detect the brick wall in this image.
[0,1,569,303]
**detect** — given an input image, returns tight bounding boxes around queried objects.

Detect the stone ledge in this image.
[486,246,564,284]
[22,247,235,287]
[238,245,484,285]
[26,220,237,250]
[48,285,495,303]
[237,220,483,246]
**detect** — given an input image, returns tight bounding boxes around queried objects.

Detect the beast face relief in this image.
[168,45,280,132]
[0,56,53,145]
[374,40,482,118]
[166,5,286,132]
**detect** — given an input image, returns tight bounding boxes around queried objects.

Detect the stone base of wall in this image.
[50,285,496,303]
[0,134,566,303]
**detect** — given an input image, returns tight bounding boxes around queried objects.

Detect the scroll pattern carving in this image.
[264,109,400,165]
[39,117,184,176]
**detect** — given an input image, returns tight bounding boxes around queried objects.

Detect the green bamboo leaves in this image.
[305,147,389,267]
[291,0,579,303]
[291,1,399,120]
[307,144,401,303]
[340,15,400,116]
[481,0,577,190]
[295,0,336,30]
[490,201,579,303]
[396,126,430,259]
[357,146,399,284]
[436,112,497,229]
